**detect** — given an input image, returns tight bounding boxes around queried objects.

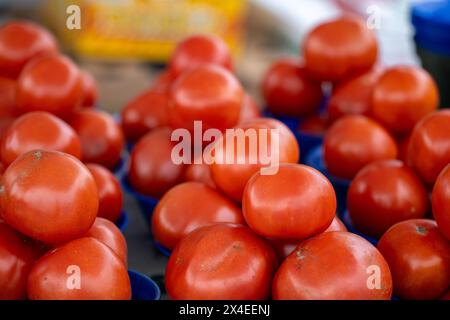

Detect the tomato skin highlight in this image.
[0,150,98,244]
[165,224,277,300]
[243,164,336,240]
[323,115,398,180]
[377,219,450,300]
[432,164,450,241]
[348,160,429,238]
[407,110,450,186]
[27,237,131,300]
[273,231,392,300]
[1,111,82,166]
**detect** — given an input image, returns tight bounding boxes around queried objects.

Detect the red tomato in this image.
[210,118,300,202]
[273,231,392,299]
[152,182,244,250]
[169,64,243,132]
[85,217,127,265]
[441,290,450,300]
[323,115,398,180]
[120,89,168,142]
[371,66,439,134]
[86,163,123,223]
[0,221,41,299]
[348,160,428,238]
[238,93,260,123]
[303,16,378,82]
[129,127,185,198]
[152,70,176,93]
[169,34,232,78]
[377,219,450,300]
[16,54,83,119]
[297,113,328,135]
[262,58,322,117]
[0,21,58,79]
[0,150,98,244]
[184,162,216,188]
[165,224,277,300]
[69,110,125,169]
[407,110,450,186]
[27,237,131,300]
[80,71,98,108]
[1,111,82,166]
[243,164,336,239]
[0,76,16,117]
[327,66,383,122]
[432,164,450,241]
[271,216,347,261]
[397,133,413,166]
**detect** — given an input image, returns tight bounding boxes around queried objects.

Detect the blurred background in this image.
[0,0,447,110]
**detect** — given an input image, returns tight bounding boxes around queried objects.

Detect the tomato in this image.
[168,64,243,132]
[120,89,168,142]
[377,219,450,300]
[210,118,299,202]
[0,150,98,244]
[323,115,398,180]
[16,54,83,119]
[69,110,125,169]
[0,21,58,79]
[397,133,413,166]
[243,164,335,239]
[85,217,127,264]
[371,66,438,134]
[297,113,328,135]
[152,70,176,93]
[238,93,260,123]
[168,34,232,78]
[27,237,131,300]
[1,111,82,166]
[184,162,216,188]
[165,224,277,300]
[432,164,450,241]
[129,127,185,198]
[80,71,98,108]
[152,182,244,250]
[86,163,123,223]
[441,290,450,300]
[273,231,392,299]
[0,221,41,299]
[0,76,16,117]
[262,58,322,117]
[271,216,347,261]
[348,160,428,238]
[407,110,450,186]
[327,66,383,122]
[303,16,378,82]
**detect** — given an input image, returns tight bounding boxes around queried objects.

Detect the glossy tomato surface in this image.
[243,164,336,239]
[27,237,131,300]
[432,164,450,240]
[86,163,123,222]
[128,127,185,198]
[121,89,168,142]
[152,182,244,249]
[372,66,438,134]
[303,16,377,82]
[0,21,58,78]
[377,219,450,300]
[168,34,232,78]
[262,58,322,117]
[407,110,450,186]
[210,118,299,202]
[273,231,392,300]
[69,110,124,169]
[0,150,98,244]
[165,224,277,300]
[323,115,398,180]
[183,162,216,188]
[0,221,40,299]
[16,54,83,119]
[80,71,98,108]
[348,160,428,238]
[169,64,243,132]
[1,111,82,166]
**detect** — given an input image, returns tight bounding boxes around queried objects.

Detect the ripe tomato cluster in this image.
[0,21,130,300]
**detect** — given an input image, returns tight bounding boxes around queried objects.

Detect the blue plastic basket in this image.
[128,270,161,300]
[153,241,171,257]
[115,211,129,233]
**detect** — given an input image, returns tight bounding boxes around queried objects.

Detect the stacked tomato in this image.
[0,21,130,299]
